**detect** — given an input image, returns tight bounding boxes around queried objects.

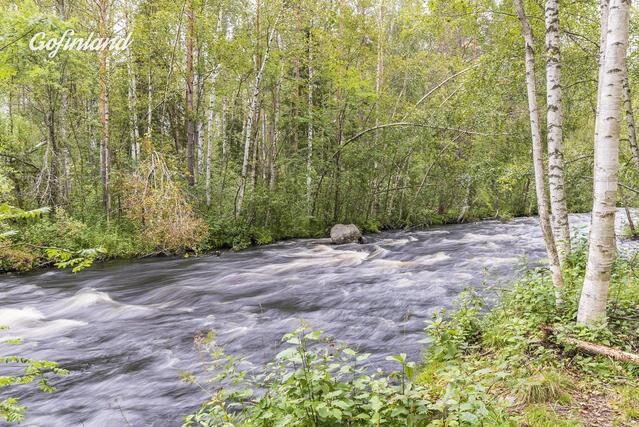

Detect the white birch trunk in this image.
[206,90,214,206]
[147,66,152,138]
[306,29,314,213]
[594,0,610,145]
[221,97,228,160]
[578,0,630,325]
[545,0,571,262]
[125,0,139,163]
[127,54,140,163]
[514,0,564,299]
[235,26,276,218]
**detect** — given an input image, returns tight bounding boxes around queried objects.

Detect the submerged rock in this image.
[330,224,363,244]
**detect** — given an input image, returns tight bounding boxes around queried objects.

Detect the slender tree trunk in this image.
[46,103,59,207]
[545,0,571,262]
[371,1,385,217]
[127,55,139,163]
[620,186,636,236]
[147,66,152,138]
[514,0,564,299]
[124,0,139,163]
[8,77,13,135]
[306,28,314,214]
[98,0,111,221]
[185,0,195,186]
[578,0,630,325]
[221,97,228,160]
[206,90,214,206]
[235,26,276,218]
[623,74,639,171]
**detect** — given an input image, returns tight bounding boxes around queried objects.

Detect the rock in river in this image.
[330,224,363,244]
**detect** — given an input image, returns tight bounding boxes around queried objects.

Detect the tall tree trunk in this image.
[371,1,385,217]
[594,0,610,147]
[545,0,571,262]
[514,0,564,300]
[306,28,314,214]
[221,97,228,160]
[125,0,139,164]
[185,0,195,186]
[578,0,630,325]
[98,0,111,221]
[235,26,276,218]
[147,66,152,138]
[127,54,139,162]
[206,90,214,206]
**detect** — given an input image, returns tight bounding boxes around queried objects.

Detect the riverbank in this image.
[184,246,639,426]
[0,207,520,274]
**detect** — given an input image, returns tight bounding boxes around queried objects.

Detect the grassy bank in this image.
[183,244,639,426]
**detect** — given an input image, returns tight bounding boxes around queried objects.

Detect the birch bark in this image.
[514,0,564,298]
[545,0,570,262]
[185,0,195,186]
[306,28,314,214]
[578,0,630,325]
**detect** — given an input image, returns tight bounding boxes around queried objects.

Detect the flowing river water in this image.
[1,212,637,426]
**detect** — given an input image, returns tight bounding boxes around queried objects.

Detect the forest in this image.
[1,0,639,425]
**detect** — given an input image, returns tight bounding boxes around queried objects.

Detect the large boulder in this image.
[330,224,363,244]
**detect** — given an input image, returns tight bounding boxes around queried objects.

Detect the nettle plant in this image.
[183,325,498,427]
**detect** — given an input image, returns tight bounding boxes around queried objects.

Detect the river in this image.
[0,212,635,426]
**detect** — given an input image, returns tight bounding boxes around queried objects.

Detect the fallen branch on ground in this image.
[542,326,639,365]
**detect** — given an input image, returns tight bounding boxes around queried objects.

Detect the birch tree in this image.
[306,26,314,214]
[545,0,570,262]
[185,0,195,186]
[514,0,564,298]
[235,25,277,218]
[577,0,630,325]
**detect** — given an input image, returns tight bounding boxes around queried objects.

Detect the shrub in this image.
[123,152,207,253]
[183,326,503,427]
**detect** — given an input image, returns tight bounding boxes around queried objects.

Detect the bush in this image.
[183,326,504,427]
[123,153,207,253]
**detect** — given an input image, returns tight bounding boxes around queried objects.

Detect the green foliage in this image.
[418,245,639,425]
[0,327,68,423]
[425,290,484,361]
[183,325,505,426]
[0,205,108,272]
[0,0,616,268]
